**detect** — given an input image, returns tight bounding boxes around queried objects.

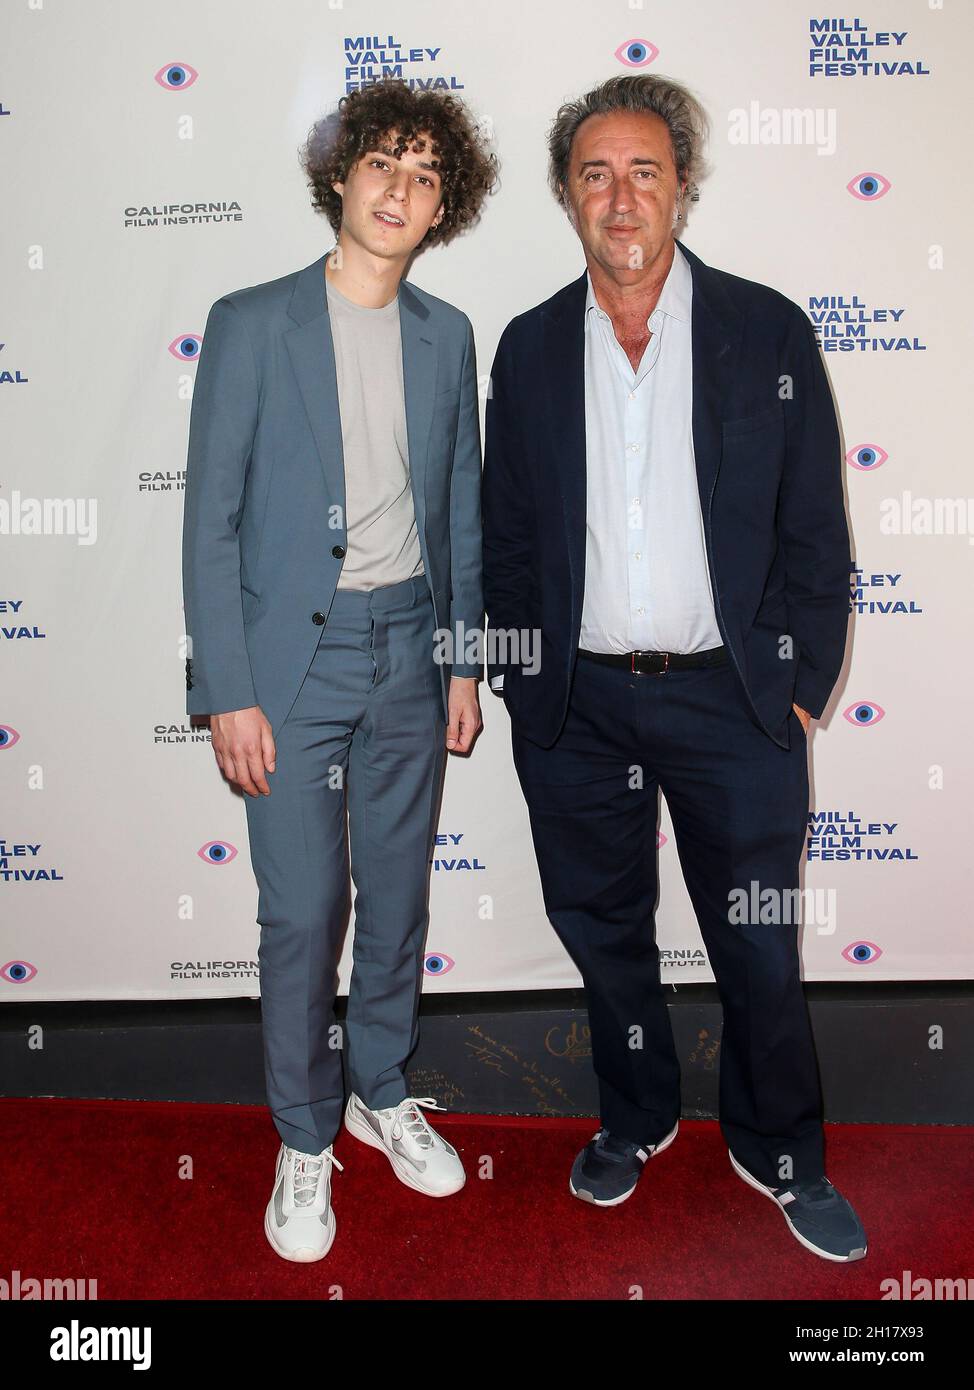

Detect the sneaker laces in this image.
[288,1145,344,1206]
[390,1096,445,1149]
[592,1129,644,1164]
[776,1176,835,1205]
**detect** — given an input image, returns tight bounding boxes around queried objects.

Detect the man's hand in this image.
[209,706,276,795]
[446,677,482,754]
[792,703,812,734]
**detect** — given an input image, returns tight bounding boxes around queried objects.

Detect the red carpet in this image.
[1,1098,970,1300]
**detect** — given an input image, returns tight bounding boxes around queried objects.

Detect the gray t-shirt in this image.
[325,276,425,591]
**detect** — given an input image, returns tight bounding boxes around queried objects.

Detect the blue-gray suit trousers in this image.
[243,574,446,1156]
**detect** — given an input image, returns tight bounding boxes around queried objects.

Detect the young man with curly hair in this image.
[182,79,495,1262]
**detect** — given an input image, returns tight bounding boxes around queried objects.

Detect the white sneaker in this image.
[263,1141,344,1262]
[344,1093,465,1197]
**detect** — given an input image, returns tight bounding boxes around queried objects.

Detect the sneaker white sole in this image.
[728,1149,867,1263]
[263,1200,336,1263]
[344,1105,466,1197]
[569,1119,680,1207]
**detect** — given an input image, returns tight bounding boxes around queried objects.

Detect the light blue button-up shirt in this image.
[578,240,722,656]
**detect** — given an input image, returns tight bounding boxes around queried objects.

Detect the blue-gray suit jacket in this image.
[182,251,484,736]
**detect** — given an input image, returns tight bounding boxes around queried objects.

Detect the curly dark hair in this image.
[300,79,497,247]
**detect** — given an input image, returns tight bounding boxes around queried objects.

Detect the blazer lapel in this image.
[284,253,437,540]
[397,278,436,541]
[676,240,743,520]
[541,270,588,626]
[285,254,346,522]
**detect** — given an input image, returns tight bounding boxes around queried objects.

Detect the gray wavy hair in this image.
[547,73,711,210]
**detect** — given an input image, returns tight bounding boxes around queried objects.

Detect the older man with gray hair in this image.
[482,74,865,1261]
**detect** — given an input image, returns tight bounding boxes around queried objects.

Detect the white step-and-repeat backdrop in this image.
[3,1,970,998]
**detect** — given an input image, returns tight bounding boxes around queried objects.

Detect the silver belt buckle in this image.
[631,650,669,676]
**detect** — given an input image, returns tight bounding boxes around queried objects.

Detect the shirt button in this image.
[634,552,642,561]
[332,545,345,558]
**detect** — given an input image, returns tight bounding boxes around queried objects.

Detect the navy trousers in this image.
[511,652,825,1188]
[244,575,446,1156]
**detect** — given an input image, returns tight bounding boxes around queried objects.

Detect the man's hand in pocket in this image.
[792,703,811,734]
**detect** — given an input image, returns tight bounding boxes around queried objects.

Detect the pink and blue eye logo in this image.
[168,334,202,362]
[197,840,238,865]
[842,941,883,965]
[846,443,888,472]
[424,952,455,976]
[843,701,885,728]
[1,960,37,984]
[154,62,199,91]
[0,724,21,749]
[847,172,891,201]
[615,39,659,68]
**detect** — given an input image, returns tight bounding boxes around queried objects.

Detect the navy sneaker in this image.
[729,1150,868,1262]
[570,1121,679,1207]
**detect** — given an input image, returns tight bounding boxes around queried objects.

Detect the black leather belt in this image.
[577,645,728,675]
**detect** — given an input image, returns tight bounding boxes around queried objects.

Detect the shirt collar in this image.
[584,239,691,327]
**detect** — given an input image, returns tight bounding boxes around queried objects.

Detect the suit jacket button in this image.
[312,611,326,625]
[331,545,346,559]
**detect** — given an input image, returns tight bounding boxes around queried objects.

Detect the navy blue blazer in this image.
[482,239,851,751]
